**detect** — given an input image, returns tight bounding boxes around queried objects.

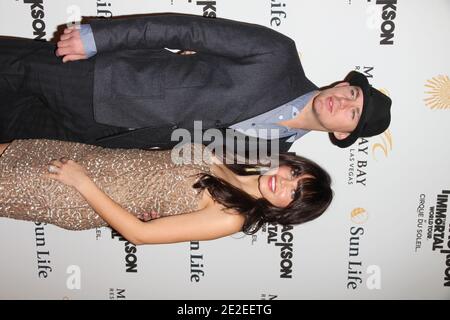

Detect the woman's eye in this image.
[291,190,296,199]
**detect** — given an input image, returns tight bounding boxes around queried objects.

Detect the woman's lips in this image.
[269,176,276,193]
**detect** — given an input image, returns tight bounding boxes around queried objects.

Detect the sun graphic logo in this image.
[370,88,393,160]
[372,129,393,160]
[351,207,369,224]
[378,88,390,97]
[424,75,450,109]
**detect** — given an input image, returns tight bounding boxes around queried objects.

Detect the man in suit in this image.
[0,14,391,158]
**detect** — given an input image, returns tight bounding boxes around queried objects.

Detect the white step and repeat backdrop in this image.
[0,0,449,300]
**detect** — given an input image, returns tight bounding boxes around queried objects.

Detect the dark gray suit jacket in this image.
[89,14,318,152]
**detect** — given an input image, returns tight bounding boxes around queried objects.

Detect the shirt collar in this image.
[270,90,317,138]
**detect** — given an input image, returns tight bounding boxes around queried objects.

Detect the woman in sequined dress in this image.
[0,139,332,245]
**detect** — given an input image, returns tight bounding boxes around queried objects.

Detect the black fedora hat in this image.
[329,71,392,148]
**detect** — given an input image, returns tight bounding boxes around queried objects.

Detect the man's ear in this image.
[332,132,350,140]
[334,82,349,88]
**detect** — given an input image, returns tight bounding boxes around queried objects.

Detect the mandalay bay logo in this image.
[347,128,393,187]
[347,66,393,187]
[424,75,450,110]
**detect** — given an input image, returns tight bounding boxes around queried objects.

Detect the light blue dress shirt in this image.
[79,24,97,58]
[230,91,316,143]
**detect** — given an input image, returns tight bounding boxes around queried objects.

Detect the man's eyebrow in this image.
[355,86,360,99]
[356,88,362,119]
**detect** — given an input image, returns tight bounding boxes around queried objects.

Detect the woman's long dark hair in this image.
[193,153,333,234]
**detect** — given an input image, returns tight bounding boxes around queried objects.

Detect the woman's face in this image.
[258,166,307,208]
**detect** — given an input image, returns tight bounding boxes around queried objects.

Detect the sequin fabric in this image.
[0,139,211,230]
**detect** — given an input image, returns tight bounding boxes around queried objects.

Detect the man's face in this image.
[312,82,364,141]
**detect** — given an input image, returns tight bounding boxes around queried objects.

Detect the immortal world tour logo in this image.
[424,75,450,110]
[430,190,450,286]
[414,190,450,287]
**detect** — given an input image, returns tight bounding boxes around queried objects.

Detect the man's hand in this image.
[55,26,87,63]
[179,50,196,56]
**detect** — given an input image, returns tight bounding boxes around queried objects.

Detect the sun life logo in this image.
[351,207,369,224]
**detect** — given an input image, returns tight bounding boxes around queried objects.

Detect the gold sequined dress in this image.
[0,139,210,230]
